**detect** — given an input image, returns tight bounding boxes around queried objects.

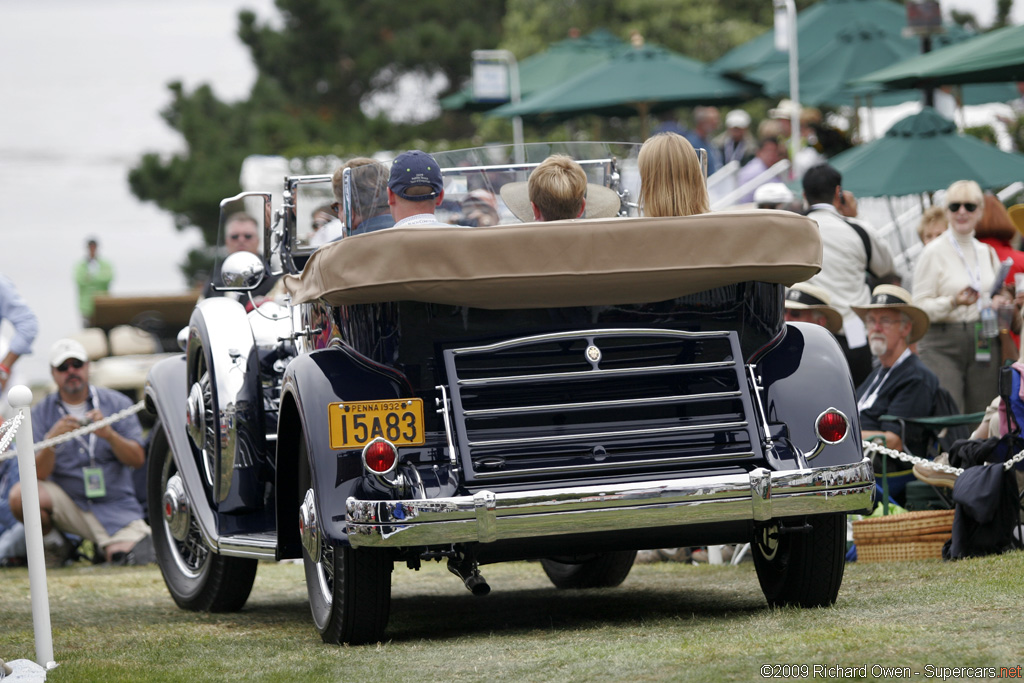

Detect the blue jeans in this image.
[0,522,27,560]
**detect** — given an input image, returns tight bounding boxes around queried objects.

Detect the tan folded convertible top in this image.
[283,210,822,309]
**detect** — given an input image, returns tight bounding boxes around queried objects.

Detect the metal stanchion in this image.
[9,385,56,670]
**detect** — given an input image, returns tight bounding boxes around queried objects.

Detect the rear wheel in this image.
[298,431,392,644]
[540,551,637,589]
[752,513,846,608]
[148,419,257,612]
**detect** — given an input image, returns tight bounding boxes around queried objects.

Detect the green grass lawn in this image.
[2,552,1023,682]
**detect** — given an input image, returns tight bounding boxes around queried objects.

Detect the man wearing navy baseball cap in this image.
[387,150,448,227]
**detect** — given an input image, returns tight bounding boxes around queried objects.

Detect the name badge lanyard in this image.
[857,348,911,412]
[59,386,104,498]
[948,230,983,309]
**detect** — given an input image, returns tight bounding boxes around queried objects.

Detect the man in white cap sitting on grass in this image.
[9,338,153,566]
[852,285,939,505]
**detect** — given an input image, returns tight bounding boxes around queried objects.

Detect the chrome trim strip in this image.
[345,458,875,548]
[435,384,459,469]
[450,327,730,356]
[468,420,749,447]
[217,532,278,559]
[457,361,735,387]
[471,451,758,479]
[746,364,774,452]
[462,390,742,418]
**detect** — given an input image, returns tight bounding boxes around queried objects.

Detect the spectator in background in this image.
[716,109,756,166]
[912,180,1008,413]
[638,133,710,218]
[852,285,938,505]
[736,138,786,204]
[681,106,723,176]
[332,157,394,237]
[74,237,113,327]
[9,339,153,565]
[974,193,1024,286]
[0,451,26,566]
[753,182,796,211]
[783,282,843,335]
[803,163,896,386]
[458,189,500,227]
[201,212,279,301]
[308,203,344,248]
[0,273,38,399]
[0,275,36,565]
[918,206,948,246]
[893,206,948,293]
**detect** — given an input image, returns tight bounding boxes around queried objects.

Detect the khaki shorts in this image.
[39,480,150,550]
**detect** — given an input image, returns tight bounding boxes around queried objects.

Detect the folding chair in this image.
[879,386,985,511]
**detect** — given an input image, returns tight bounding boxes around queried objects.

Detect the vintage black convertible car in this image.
[144,142,873,645]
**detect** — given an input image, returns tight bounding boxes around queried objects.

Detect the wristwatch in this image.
[0,364,9,382]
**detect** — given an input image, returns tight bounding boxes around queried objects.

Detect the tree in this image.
[130,0,506,280]
[499,0,815,63]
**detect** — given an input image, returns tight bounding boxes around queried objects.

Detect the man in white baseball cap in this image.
[9,338,153,566]
[717,109,755,166]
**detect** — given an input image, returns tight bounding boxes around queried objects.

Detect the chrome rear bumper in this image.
[345,458,874,548]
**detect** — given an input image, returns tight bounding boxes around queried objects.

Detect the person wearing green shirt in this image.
[74,237,113,326]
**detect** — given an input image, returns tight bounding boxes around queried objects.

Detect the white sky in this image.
[942,0,1024,25]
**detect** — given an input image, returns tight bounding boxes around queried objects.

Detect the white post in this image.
[774,0,801,167]
[9,385,56,669]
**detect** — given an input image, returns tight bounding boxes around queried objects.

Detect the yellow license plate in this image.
[328,399,425,449]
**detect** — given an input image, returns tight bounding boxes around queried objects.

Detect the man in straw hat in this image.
[500,155,621,223]
[852,285,939,502]
[783,282,843,335]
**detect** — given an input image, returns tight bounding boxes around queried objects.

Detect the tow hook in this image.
[447,554,490,596]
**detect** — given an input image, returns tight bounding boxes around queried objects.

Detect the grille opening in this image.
[443,329,761,481]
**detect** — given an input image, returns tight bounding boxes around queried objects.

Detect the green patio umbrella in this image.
[711,0,1015,107]
[852,23,1024,89]
[487,42,754,138]
[440,29,628,112]
[829,107,1024,197]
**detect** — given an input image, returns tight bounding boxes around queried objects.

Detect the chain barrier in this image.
[0,411,25,461]
[0,400,145,462]
[862,438,1024,475]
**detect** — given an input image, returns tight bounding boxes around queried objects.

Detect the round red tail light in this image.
[815,409,848,444]
[362,438,398,474]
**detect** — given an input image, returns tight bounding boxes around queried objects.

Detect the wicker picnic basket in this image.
[852,509,954,562]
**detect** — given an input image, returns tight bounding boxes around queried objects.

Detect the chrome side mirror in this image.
[220,252,264,290]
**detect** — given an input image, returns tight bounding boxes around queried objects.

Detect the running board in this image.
[217,532,278,560]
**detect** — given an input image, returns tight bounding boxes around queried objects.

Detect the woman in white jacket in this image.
[912,180,1008,414]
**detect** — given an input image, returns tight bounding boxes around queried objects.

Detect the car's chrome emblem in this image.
[585,345,602,363]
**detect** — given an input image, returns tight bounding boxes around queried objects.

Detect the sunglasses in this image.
[947,202,978,213]
[228,233,257,241]
[55,358,85,372]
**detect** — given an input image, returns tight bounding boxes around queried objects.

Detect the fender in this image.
[757,322,864,469]
[277,346,412,552]
[145,355,221,550]
[186,298,267,511]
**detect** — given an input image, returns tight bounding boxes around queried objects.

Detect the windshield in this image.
[281,142,644,266]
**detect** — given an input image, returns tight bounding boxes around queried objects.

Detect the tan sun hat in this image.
[1008,204,1024,236]
[851,284,930,344]
[499,181,621,222]
[784,282,843,334]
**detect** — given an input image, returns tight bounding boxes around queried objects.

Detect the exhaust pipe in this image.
[447,556,490,596]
